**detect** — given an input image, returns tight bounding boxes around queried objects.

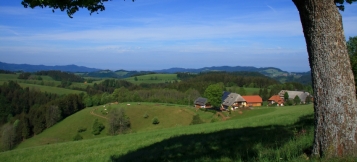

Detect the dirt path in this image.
[90,107,108,120]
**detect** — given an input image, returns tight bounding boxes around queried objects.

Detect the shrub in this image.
[92,119,105,135]
[143,113,149,119]
[211,118,218,123]
[152,117,160,125]
[73,133,83,141]
[190,114,204,125]
[77,127,87,133]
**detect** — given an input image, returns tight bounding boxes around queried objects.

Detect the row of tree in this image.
[35,70,85,82]
[84,72,281,96]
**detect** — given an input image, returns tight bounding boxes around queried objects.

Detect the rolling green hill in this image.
[15,102,219,149]
[0,104,315,161]
[123,74,179,84]
[0,74,85,95]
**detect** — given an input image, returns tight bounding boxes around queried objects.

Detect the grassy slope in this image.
[225,87,261,95]
[16,103,216,149]
[19,83,84,95]
[15,107,109,149]
[123,74,179,84]
[0,73,85,95]
[0,104,314,161]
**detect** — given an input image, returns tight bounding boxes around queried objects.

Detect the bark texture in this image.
[292,0,357,158]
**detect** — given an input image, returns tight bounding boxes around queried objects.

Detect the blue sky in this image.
[0,0,356,72]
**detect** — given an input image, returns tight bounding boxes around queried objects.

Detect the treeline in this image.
[85,79,137,95]
[83,87,201,107]
[17,72,43,80]
[168,72,279,94]
[35,70,85,82]
[81,72,312,107]
[0,81,84,151]
[83,70,156,78]
[0,70,15,74]
[83,72,279,96]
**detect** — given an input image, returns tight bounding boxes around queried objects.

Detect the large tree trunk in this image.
[292,0,357,158]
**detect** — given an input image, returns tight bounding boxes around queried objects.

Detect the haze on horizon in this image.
[0,0,356,72]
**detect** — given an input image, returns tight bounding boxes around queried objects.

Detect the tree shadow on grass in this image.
[109,114,314,162]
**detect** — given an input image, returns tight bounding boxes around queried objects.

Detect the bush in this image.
[152,117,160,125]
[286,100,293,106]
[92,119,105,135]
[211,118,218,123]
[73,133,83,141]
[77,127,87,133]
[190,114,204,125]
[143,113,149,119]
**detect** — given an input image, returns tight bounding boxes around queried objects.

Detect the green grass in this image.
[15,103,217,149]
[15,107,108,149]
[225,87,261,95]
[0,73,18,81]
[0,73,88,94]
[123,74,179,84]
[18,83,84,95]
[0,104,315,161]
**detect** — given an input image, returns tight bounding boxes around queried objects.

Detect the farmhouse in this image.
[194,97,212,108]
[221,92,246,110]
[278,90,310,104]
[242,95,263,107]
[268,95,284,106]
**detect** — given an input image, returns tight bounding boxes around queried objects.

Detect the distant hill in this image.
[0,62,311,85]
[153,66,291,77]
[82,69,155,78]
[0,62,100,73]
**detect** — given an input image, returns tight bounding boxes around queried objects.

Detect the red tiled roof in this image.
[268,95,284,103]
[242,95,262,103]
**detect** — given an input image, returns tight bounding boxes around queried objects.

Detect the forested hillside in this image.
[0,81,84,151]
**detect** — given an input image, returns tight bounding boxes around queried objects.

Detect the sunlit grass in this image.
[0,104,315,161]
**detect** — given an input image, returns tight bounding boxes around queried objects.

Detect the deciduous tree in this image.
[204,83,224,108]
[293,95,301,105]
[92,118,105,135]
[45,105,61,128]
[108,108,130,135]
[292,0,357,157]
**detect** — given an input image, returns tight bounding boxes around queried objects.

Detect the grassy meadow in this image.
[123,74,179,84]
[0,73,87,95]
[15,102,219,149]
[225,86,261,95]
[0,104,318,161]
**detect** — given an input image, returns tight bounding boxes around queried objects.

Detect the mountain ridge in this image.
[0,62,311,84]
[0,62,101,73]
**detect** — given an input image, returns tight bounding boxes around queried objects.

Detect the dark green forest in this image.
[0,81,84,150]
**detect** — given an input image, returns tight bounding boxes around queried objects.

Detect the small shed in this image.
[194,97,211,108]
[268,95,284,106]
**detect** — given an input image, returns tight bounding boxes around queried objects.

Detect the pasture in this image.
[15,102,219,149]
[123,74,179,84]
[0,104,316,161]
[0,73,89,95]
